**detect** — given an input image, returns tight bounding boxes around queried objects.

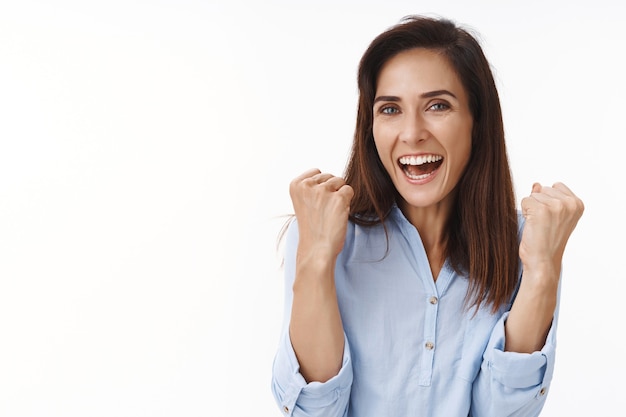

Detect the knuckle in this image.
[552,199,564,211]
[562,195,584,215]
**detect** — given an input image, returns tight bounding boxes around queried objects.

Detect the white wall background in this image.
[0,0,623,415]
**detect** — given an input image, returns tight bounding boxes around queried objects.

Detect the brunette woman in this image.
[271,15,584,417]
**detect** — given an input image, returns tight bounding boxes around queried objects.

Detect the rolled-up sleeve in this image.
[271,331,353,416]
[471,309,557,417]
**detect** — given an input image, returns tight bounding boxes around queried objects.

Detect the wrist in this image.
[519,268,560,303]
[521,259,561,286]
[293,248,338,291]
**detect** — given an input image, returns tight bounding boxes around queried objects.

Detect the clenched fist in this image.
[519,182,585,283]
[289,169,355,260]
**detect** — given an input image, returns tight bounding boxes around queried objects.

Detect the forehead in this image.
[376,48,466,96]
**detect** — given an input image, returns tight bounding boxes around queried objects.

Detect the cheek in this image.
[372,135,394,172]
[449,122,472,165]
[372,124,392,156]
[452,136,472,176]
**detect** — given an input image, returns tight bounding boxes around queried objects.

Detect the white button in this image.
[429,296,438,305]
[425,341,434,350]
[283,405,289,413]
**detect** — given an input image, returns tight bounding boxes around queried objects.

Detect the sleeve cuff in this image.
[272,330,353,415]
[484,311,556,389]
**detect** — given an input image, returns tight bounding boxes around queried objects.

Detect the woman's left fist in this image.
[519,182,585,278]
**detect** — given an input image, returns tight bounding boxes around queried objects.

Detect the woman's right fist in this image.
[289,168,354,259]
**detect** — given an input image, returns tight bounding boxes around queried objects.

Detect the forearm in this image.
[289,252,345,383]
[505,265,559,353]
[509,181,584,353]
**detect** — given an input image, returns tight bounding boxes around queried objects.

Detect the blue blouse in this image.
[271,206,558,416]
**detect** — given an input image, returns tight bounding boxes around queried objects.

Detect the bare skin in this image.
[288,168,354,383]
[505,182,584,353]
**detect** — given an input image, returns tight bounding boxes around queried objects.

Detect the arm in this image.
[472,182,583,416]
[271,169,354,416]
[288,168,353,382]
[505,182,584,353]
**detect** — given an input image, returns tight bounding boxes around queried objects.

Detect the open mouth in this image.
[398,154,443,180]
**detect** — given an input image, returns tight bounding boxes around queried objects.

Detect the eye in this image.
[429,102,450,111]
[379,105,400,115]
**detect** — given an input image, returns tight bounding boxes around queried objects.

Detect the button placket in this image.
[425,297,437,351]
[419,293,439,386]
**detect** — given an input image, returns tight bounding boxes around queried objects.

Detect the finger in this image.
[520,196,535,217]
[521,192,552,216]
[310,172,336,184]
[321,176,347,191]
[531,186,568,201]
[293,168,322,182]
[521,184,541,215]
[555,182,584,213]
[531,182,581,203]
[531,182,580,199]
[528,183,573,205]
[336,184,355,201]
[551,182,576,197]
[525,188,568,211]
[535,183,584,214]
[523,187,580,220]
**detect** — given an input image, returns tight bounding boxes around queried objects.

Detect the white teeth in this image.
[405,171,433,180]
[399,155,443,165]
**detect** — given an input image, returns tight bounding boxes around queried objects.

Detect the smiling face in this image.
[373,47,473,219]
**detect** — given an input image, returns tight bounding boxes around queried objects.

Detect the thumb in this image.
[531,182,542,194]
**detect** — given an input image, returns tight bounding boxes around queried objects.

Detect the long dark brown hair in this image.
[344,16,519,312]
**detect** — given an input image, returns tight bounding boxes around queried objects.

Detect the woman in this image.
[271,15,584,416]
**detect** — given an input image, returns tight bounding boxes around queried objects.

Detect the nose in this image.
[399,113,430,144]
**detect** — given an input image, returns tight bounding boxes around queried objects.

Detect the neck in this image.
[398,199,451,280]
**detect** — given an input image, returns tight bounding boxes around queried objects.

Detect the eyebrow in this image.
[373,89,458,104]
